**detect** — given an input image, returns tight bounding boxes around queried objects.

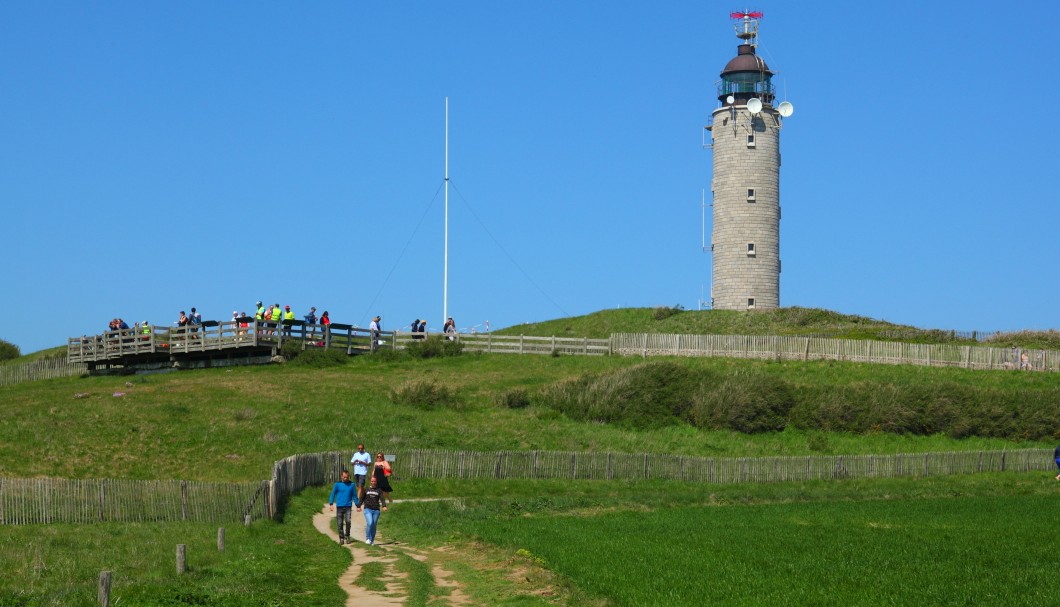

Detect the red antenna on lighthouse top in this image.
[730,10,763,45]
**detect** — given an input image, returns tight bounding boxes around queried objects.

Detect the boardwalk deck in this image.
[67,320,386,370]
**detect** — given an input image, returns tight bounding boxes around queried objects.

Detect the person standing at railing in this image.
[328,470,360,545]
[270,303,282,334]
[283,305,295,337]
[189,307,202,339]
[141,321,151,341]
[444,317,456,341]
[369,316,382,351]
[319,310,331,346]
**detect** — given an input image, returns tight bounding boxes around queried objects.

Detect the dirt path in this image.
[312,503,470,606]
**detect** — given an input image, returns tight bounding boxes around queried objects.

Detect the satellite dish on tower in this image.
[777,101,794,117]
[746,98,762,114]
[726,95,735,105]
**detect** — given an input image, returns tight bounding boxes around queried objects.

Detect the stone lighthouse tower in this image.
[708,11,792,310]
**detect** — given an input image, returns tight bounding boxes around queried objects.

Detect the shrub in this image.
[538,362,703,429]
[389,380,461,411]
[0,339,19,362]
[290,347,348,368]
[496,388,531,409]
[404,335,464,359]
[687,371,794,433]
[280,339,304,361]
[651,305,684,321]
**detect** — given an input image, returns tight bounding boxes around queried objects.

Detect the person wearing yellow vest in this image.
[141,321,151,341]
[283,305,295,337]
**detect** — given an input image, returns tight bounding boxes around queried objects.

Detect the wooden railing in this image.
[67,320,394,364]
[392,332,610,356]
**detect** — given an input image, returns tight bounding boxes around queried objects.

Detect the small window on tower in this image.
[747,243,756,256]
[746,133,756,148]
[747,298,756,309]
[746,188,756,202]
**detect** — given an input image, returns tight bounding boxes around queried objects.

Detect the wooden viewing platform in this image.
[67,320,612,372]
[67,320,390,371]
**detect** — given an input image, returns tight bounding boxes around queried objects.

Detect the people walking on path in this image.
[328,470,360,545]
[372,452,394,502]
[1055,444,1060,481]
[351,444,371,492]
[357,476,387,545]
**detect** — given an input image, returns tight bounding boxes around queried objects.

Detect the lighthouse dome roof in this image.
[721,44,773,75]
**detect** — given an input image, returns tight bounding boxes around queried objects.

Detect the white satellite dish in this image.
[746,98,762,114]
[726,95,735,105]
[777,101,794,117]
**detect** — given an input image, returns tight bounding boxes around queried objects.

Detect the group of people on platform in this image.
[328,444,394,545]
[104,302,476,348]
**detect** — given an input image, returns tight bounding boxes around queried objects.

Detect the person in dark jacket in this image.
[357,476,388,545]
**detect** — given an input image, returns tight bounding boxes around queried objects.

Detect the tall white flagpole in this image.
[443,97,449,326]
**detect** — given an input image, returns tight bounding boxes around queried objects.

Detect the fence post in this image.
[98,480,106,522]
[98,571,112,607]
[181,480,189,521]
[218,527,225,552]
[176,544,187,574]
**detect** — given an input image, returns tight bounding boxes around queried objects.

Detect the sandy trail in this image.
[312,502,469,606]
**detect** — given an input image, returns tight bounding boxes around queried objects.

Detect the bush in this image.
[289,347,348,368]
[651,305,684,321]
[404,335,464,359]
[496,388,531,409]
[538,362,703,429]
[0,339,19,362]
[687,370,794,433]
[389,380,461,411]
[280,339,305,361]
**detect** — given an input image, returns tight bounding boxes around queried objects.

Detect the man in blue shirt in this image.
[328,470,359,545]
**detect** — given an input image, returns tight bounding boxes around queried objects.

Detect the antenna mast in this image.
[443,97,449,326]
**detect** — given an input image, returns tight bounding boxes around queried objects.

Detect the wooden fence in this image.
[0,357,87,387]
[393,332,610,356]
[612,333,1060,372]
[0,478,270,525]
[268,448,1053,513]
[3,448,1051,525]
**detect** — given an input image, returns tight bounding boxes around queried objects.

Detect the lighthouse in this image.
[708,11,793,310]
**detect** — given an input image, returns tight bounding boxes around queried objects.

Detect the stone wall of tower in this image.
[710,106,781,310]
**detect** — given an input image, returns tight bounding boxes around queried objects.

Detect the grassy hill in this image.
[495,306,1060,348]
[4,309,1060,605]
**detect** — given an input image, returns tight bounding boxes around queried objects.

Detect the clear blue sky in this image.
[3,2,1059,355]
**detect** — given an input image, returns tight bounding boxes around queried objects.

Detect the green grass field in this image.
[3,307,1060,605]
[2,353,1056,480]
[384,475,1060,606]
